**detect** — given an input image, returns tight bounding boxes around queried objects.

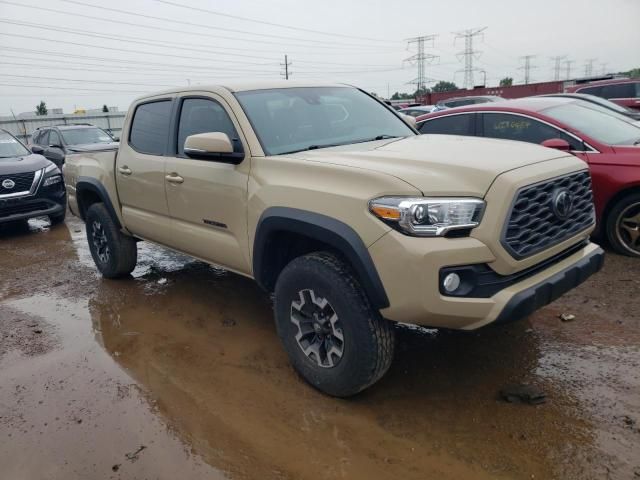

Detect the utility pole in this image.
[584,58,597,77]
[600,62,608,75]
[518,55,536,84]
[563,59,575,80]
[404,35,438,95]
[550,55,566,81]
[280,54,291,80]
[453,27,487,89]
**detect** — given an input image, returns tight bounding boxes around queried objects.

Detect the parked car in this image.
[416,97,640,256]
[65,82,602,396]
[433,95,505,111]
[398,106,435,117]
[540,92,640,122]
[0,129,66,226]
[30,124,119,168]
[566,78,640,111]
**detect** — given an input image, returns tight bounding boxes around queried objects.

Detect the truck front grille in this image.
[502,171,595,259]
[0,171,35,195]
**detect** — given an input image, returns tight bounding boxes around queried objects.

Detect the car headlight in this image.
[44,163,59,174]
[369,197,485,237]
[43,174,62,187]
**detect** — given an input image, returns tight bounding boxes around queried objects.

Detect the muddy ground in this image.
[1,216,638,480]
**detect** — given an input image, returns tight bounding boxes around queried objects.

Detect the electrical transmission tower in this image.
[453,27,487,89]
[518,55,536,84]
[600,62,608,75]
[550,55,566,81]
[404,35,439,94]
[584,58,597,77]
[280,54,291,80]
[563,59,575,80]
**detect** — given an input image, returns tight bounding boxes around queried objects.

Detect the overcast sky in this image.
[0,0,638,115]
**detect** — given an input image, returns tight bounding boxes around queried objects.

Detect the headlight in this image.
[43,174,62,187]
[44,163,59,174]
[369,197,485,237]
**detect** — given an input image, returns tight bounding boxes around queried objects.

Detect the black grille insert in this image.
[0,171,35,195]
[502,171,595,259]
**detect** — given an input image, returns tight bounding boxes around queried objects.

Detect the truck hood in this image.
[67,142,119,153]
[287,135,572,197]
[0,153,52,175]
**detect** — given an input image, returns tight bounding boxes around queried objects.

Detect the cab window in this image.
[481,113,584,150]
[176,98,239,157]
[418,114,474,136]
[48,130,62,147]
[129,100,173,155]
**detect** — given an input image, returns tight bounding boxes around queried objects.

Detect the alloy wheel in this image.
[91,220,110,264]
[290,289,344,368]
[616,202,640,255]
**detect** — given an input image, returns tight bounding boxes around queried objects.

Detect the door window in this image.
[35,129,49,145]
[418,114,474,135]
[176,98,239,156]
[129,100,172,155]
[481,113,584,150]
[48,130,62,147]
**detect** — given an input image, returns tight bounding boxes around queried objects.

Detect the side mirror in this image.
[183,132,244,164]
[31,145,44,154]
[112,136,120,142]
[399,113,417,128]
[541,138,571,152]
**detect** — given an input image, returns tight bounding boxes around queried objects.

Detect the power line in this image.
[404,35,439,92]
[57,0,390,48]
[550,55,566,81]
[518,55,536,84]
[453,27,487,89]
[155,0,392,43]
[0,73,179,88]
[0,82,149,94]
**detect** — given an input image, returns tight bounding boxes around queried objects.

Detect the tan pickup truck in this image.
[64,81,604,397]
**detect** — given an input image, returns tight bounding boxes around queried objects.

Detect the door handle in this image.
[118,166,132,176]
[165,173,184,184]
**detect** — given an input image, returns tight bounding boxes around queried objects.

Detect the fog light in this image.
[443,273,461,293]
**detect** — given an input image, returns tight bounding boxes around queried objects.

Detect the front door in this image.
[115,98,174,245]
[164,94,251,275]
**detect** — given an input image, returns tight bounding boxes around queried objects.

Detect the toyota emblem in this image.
[552,188,574,220]
[1,179,15,190]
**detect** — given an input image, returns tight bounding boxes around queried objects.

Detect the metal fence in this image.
[0,112,127,143]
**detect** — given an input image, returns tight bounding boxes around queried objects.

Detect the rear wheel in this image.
[606,193,640,257]
[85,203,137,278]
[274,252,395,397]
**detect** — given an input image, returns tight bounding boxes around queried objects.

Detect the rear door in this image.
[164,93,251,274]
[115,97,175,244]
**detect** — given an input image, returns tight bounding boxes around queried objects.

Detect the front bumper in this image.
[0,186,66,224]
[369,230,602,330]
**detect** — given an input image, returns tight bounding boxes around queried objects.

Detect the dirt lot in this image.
[1,216,638,480]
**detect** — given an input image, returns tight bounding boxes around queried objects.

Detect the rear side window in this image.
[176,98,238,156]
[577,85,603,96]
[481,113,583,150]
[418,114,473,136]
[601,83,635,99]
[129,100,172,155]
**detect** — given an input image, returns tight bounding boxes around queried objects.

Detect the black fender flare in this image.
[76,176,122,229]
[253,207,389,309]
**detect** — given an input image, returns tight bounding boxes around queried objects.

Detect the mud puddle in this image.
[1,216,639,479]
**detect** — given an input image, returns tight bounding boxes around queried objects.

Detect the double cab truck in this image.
[64,82,604,397]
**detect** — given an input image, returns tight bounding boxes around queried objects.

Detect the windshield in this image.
[542,103,640,146]
[0,130,30,158]
[234,87,415,155]
[60,127,114,146]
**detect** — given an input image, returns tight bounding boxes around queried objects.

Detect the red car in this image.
[565,78,640,112]
[416,97,640,256]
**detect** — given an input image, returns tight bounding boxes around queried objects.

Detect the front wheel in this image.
[274,252,395,397]
[85,203,137,278]
[606,193,640,257]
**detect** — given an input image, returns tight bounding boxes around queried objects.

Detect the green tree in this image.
[102,104,109,112]
[626,68,640,78]
[391,92,414,100]
[35,101,48,116]
[414,86,430,97]
[499,77,513,87]
[431,81,458,93]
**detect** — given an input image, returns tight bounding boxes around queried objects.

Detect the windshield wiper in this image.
[372,134,400,140]
[634,139,640,146]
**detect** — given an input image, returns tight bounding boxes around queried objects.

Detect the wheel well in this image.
[600,186,640,232]
[258,230,339,292]
[77,188,102,220]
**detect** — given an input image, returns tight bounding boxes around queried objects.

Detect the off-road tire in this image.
[605,193,640,257]
[274,252,395,397]
[85,203,137,278]
[49,208,66,225]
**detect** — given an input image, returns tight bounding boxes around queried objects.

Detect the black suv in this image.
[30,124,118,168]
[0,129,66,226]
